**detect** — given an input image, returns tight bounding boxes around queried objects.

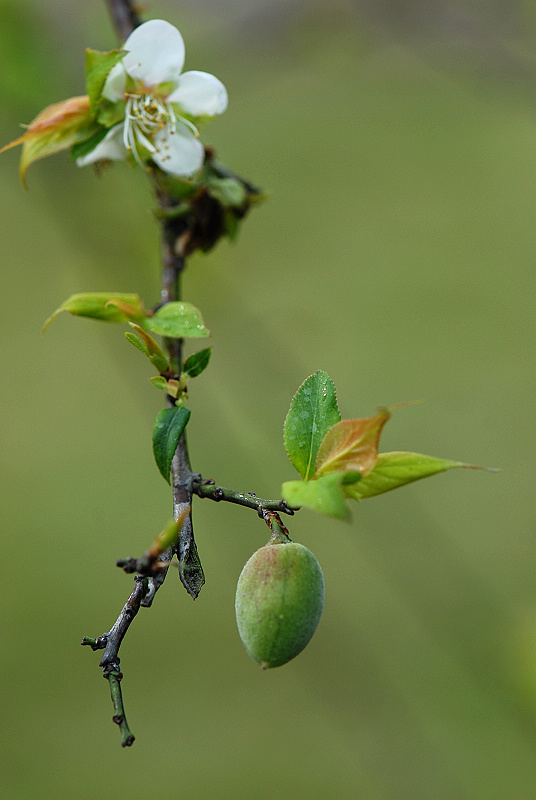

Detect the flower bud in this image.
[235,538,325,669]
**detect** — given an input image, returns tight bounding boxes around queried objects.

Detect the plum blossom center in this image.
[123,92,198,165]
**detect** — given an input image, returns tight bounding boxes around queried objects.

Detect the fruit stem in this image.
[261,510,293,544]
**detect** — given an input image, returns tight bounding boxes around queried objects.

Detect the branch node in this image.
[81,634,108,651]
[102,658,121,673]
[278,499,296,515]
[116,556,138,573]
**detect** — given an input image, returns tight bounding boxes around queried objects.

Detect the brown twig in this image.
[104,0,141,40]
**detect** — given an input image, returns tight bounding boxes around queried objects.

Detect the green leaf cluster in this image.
[0,49,127,184]
[44,292,212,403]
[282,371,476,519]
[43,293,209,340]
[43,292,213,483]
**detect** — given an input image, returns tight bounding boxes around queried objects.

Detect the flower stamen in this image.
[122,92,199,168]
[176,115,200,138]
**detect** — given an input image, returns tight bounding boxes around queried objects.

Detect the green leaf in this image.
[282,474,350,520]
[43,292,146,331]
[85,48,126,111]
[142,302,209,339]
[149,517,182,556]
[125,331,149,355]
[152,407,191,484]
[341,470,362,485]
[223,209,241,240]
[284,370,340,480]
[314,409,391,478]
[127,323,169,373]
[148,376,169,391]
[96,99,126,129]
[151,169,201,202]
[70,126,109,161]
[344,451,474,501]
[207,177,247,208]
[183,348,211,378]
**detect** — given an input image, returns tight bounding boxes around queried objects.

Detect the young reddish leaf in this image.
[105,298,145,321]
[149,376,168,391]
[314,409,391,478]
[344,451,481,501]
[148,377,181,398]
[1,96,97,186]
[281,474,350,520]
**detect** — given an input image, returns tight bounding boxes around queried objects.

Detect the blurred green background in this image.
[0,0,534,797]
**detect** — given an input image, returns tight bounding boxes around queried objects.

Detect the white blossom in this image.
[77,19,227,177]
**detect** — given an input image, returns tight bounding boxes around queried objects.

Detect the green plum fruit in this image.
[235,537,325,669]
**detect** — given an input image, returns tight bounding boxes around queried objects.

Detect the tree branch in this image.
[104,0,141,41]
[171,437,205,598]
[194,478,296,516]
[81,0,197,748]
[81,574,148,746]
[107,670,135,747]
[83,0,265,746]
[152,171,206,600]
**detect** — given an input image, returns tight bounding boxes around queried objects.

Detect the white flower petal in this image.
[76,125,126,166]
[168,70,228,117]
[102,63,127,102]
[151,122,204,177]
[122,19,185,88]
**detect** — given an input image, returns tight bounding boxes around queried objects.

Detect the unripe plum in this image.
[235,539,325,669]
